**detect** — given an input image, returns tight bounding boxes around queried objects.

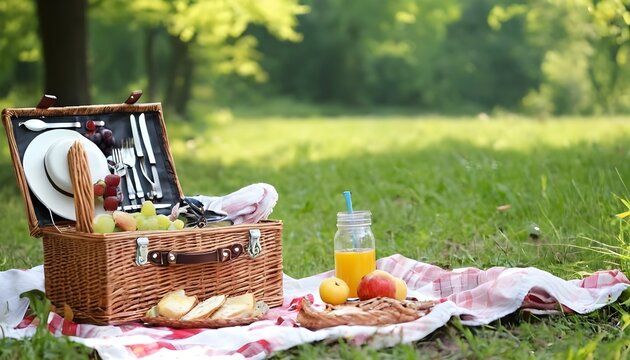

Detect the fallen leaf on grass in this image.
[64,304,74,323]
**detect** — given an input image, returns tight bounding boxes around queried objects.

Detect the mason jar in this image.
[334,210,376,297]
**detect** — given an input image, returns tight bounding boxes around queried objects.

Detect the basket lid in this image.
[1,99,184,237]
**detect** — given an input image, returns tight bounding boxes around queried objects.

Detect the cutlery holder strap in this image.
[148,243,245,266]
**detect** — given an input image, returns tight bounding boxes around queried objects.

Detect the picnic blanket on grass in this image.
[1,254,628,359]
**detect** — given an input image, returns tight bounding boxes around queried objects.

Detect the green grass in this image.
[1,113,629,358]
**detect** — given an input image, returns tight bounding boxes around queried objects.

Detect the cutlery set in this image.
[115,113,163,205]
[21,115,165,210]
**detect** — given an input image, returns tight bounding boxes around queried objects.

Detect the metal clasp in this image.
[247,229,262,258]
[136,237,149,266]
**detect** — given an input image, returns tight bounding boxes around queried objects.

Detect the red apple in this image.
[357,270,397,300]
[93,180,106,197]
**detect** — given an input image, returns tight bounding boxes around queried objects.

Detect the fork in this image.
[122,139,144,199]
[113,148,136,205]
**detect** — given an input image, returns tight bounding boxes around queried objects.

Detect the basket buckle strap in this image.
[247,229,262,258]
[147,244,244,266]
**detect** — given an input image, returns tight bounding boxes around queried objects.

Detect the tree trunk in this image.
[36,0,90,106]
[165,35,194,116]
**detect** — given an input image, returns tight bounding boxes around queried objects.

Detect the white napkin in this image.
[0,265,45,332]
[191,183,278,225]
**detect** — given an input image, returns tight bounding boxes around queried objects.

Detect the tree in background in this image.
[257,0,544,110]
[255,0,629,114]
[0,0,305,113]
[490,0,630,115]
[36,0,90,106]
[584,0,630,113]
[430,0,544,111]
[1,0,91,106]
[94,0,307,115]
[0,0,40,100]
[257,0,460,106]
[0,0,628,115]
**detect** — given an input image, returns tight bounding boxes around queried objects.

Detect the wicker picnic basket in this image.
[1,93,284,325]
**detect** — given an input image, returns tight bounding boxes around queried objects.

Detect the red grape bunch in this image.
[84,120,116,157]
[93,174,123,211]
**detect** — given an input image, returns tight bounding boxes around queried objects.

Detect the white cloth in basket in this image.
[191,183,278,225]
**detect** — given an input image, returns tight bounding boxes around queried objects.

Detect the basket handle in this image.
[68,141,94,233]
[148,244,245,266]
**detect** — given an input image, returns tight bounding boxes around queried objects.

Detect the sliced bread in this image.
[181,294,227,321]
[209,293,255,319]
[156,289,197,319]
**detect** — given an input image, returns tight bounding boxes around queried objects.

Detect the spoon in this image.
[18,119,104,132]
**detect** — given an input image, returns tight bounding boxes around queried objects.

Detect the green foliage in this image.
[0,291,92,360]
[491,0,630,115]
[256,0,461,106]
[89,0,306,106]
[88,20,147,98]
[430,0,544,110]
[0,0,629,114]
[250,0,630,114]
[0,0,40,97]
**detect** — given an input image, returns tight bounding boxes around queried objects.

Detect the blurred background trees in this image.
[0,0,628,116]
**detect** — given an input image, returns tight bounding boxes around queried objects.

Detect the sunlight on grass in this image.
[0,112,628,359]
[163,114,630,278]
[167,117,630,168]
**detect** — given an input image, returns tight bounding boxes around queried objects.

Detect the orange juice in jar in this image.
[334,211,376,298]
[335,248,376,297]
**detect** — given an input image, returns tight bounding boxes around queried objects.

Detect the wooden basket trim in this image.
[2,103,163,118]
[40,219,283,240]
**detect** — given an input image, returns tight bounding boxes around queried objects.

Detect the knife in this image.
[128,115,144,199]
[138,113,163,199]
[130,114,143,158]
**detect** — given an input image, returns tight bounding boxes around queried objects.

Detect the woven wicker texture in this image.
[42,221,283,325]
[296,297,435,330]
[141,314,265,329]
[68,141,93,233]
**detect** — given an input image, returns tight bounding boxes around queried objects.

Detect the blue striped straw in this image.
[343,191,353,214]
[343,191,358,248]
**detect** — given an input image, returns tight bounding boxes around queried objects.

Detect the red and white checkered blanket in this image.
[1,254,628,359]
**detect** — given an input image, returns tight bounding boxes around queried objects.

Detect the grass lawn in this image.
[0,112,629,358]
